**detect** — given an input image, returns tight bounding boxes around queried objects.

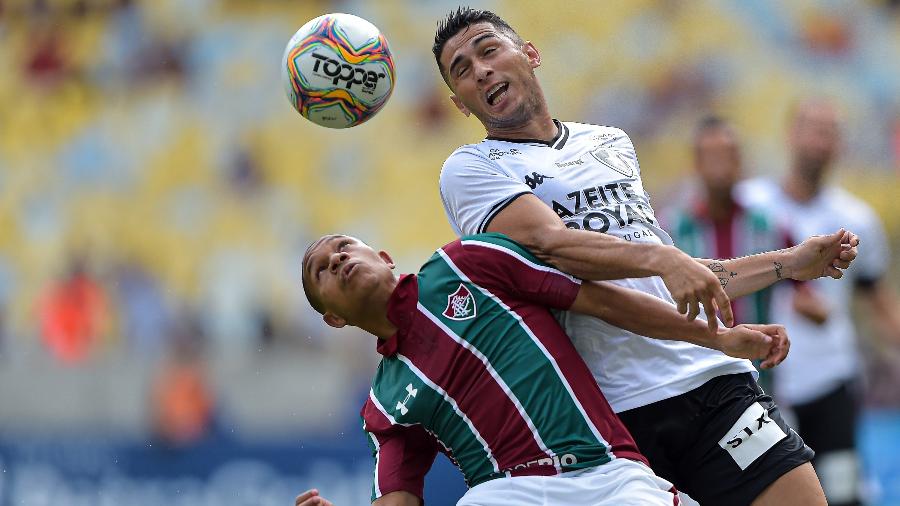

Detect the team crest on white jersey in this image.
[590,147,634,178]
[443,283,477,321]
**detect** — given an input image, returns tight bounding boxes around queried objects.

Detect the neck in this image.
[356,276,400,340]
[484,87,557,142]
[783,165,822,203]
[705,189,736,223]
[486,111,557,141]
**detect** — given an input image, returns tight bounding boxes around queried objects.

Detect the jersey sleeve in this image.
[439,147,532,236]
[449,233,582,310]
[361,396,439,503]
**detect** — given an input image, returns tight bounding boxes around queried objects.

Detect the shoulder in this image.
[563,121,632,142]
[439,144,496,181]
[454,232,551,269]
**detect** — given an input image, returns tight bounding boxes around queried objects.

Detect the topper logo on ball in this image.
[309,52,386,91]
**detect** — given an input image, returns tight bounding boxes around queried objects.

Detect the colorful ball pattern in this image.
[281,13,396,129]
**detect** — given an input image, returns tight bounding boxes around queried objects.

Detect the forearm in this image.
[570,281,719,349]
[699,249,792,299]
[523,227,680,281]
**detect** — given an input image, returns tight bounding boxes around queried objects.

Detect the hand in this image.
[660,248,734,330]
[716,323,790,369]
[296,489,334,506]
[787,228,859,281]
[792,284,829,325]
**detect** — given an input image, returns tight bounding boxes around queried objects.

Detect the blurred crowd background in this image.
[0,0,899,505]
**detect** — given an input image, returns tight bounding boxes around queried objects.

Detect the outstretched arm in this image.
[569,279,789,368]
[487,193,734,329]
[698,229,859,299]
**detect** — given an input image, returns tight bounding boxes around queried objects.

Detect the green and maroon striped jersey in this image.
[360,233,646,502]
[666,200,782,324]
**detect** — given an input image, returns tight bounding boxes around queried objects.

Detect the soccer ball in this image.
[281,13,396,129]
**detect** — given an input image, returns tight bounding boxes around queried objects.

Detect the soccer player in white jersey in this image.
[739,98,900,506]
[429,7,859,506]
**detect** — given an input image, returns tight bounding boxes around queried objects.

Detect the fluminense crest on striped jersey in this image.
[443,283,477,321]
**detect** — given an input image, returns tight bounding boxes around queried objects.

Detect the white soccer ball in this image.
[281,13,396,128]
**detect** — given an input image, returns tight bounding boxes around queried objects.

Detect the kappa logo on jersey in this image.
[488,148,521,160]
[395,383,418,416]
[524,172,554,189]
[590,148,635,178]
[443,283,477,321]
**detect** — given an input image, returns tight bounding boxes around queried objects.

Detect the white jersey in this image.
[737,178,890,405]
[440,121,754,412]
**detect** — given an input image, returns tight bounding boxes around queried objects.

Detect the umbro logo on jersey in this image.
[590,148,634,178]
[488,148,521,160]
[524,172,554,189]
[443,284,477,321]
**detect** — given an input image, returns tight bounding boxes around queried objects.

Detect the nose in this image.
[474,60,493,83]
[328,251,348,274]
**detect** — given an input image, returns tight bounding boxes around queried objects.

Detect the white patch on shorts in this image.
[718,402,787,470]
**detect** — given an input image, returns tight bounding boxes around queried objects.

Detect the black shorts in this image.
[618,373,815,506]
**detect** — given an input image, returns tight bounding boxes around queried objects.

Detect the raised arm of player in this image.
[696,228,859,299]
[568,279,789,368]
[486,193,734,328]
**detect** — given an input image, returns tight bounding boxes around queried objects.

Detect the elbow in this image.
[519,223,567,261]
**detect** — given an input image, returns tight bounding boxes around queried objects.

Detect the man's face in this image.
[439,22,541,130]
[302,235,395,326]
[694,129,741,195]
[789,102,840,178]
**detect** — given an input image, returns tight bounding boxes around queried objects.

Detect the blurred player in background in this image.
[296,232,796,506]
[431,7,859,505]
[665,116,782,326]
[663,116,785,392]
[739,98,900,506]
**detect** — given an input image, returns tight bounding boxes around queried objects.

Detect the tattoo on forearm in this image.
[708,262,737,289]
[774,261,784,280]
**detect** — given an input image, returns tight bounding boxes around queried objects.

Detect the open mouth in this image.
[486,82,509,106]
[342,262,357,281]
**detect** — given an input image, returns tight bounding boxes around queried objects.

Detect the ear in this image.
[379,250,395,269]
[450,94,471,117]
[323,312,347,329]
[522,41,541,69]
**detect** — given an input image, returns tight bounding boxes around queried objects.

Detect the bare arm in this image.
[569,280,789,368]
[698,229,859,299]
[486,193,734,328]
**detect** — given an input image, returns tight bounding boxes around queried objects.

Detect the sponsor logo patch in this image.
[718,402,787,470]
[590,148,635,178]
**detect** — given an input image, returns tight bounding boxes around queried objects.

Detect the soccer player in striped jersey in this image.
[430,8,857,505]
[665,116,784,327]
[297,232,792,506]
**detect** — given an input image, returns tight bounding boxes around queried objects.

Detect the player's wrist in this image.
[648,245,684,277]
[775,249,796,280]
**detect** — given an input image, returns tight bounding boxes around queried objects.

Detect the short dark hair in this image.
[301,234,345,315]
[693,115,736,151]
[432,7,523,85]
